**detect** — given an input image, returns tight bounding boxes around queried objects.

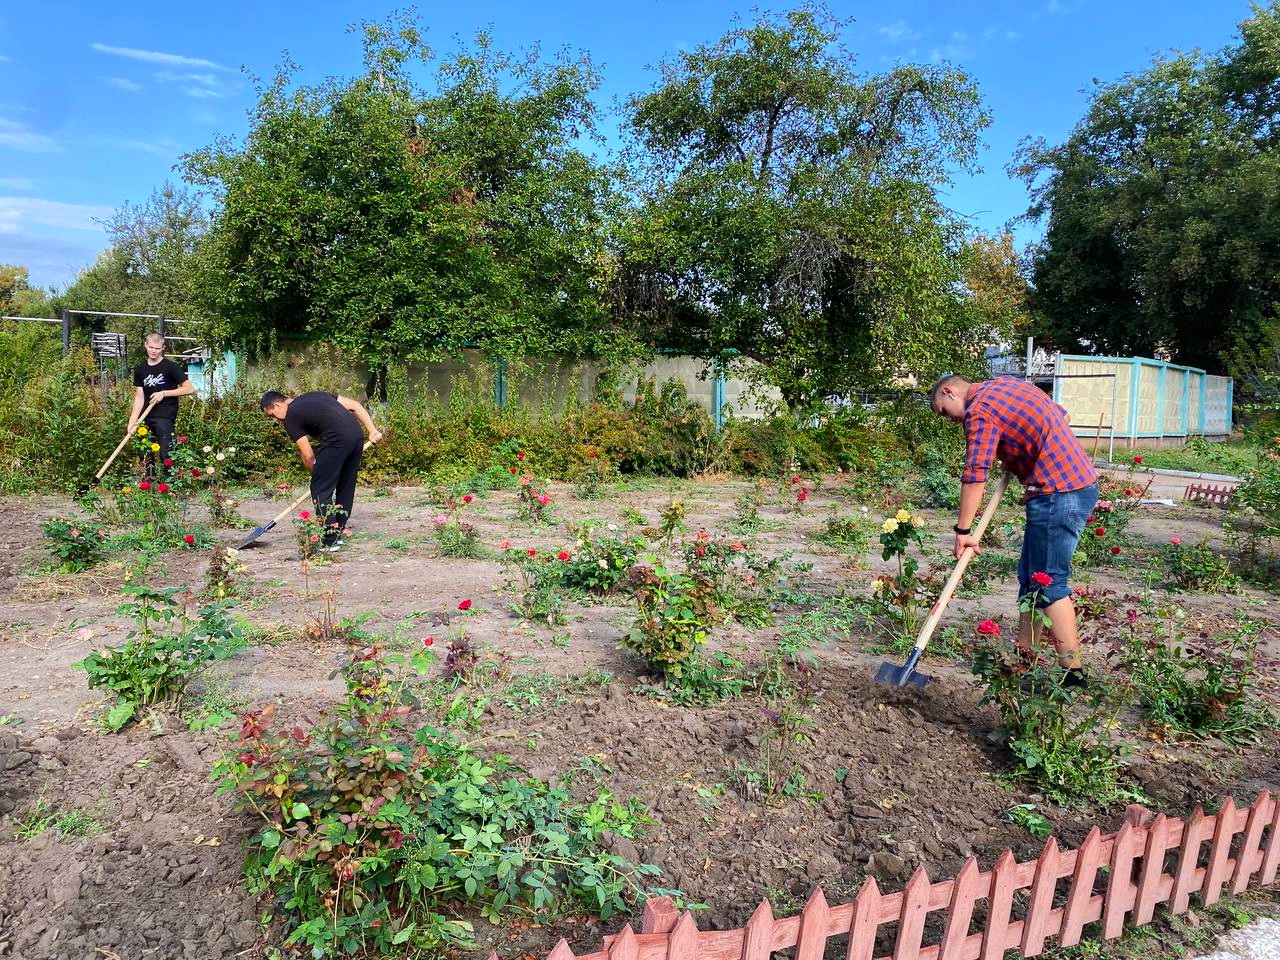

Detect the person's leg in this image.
[1018,485,1098,668]
[330,442,363,542]
[309,447,343,542]
[143,415,174,477]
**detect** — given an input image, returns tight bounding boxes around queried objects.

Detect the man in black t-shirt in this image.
[260,390,383,551]
[129,333,194,466]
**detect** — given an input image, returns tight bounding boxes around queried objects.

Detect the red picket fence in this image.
[1184,482,1236,507]
[505,790,1279,960]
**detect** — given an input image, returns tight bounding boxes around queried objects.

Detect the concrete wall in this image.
[233,343,782,425]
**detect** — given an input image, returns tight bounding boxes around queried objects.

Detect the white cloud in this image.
[982,26,1022,44]
[182,87,224,99]
[1045,0,1081,13]
[878,21,922,44]
[0,176,35,190]
[0,117,59,153]
[158,70,218,86]
[90,42,230,72]
[0,55,11,63]
[108,77,143,92]
[931,31,976,62]
[0,196,112,234]
[116,137,184,157]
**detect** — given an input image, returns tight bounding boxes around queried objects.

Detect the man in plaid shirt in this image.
[929,374,1098,686]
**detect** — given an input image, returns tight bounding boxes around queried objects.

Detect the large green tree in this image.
[183,18,633,370]
[1016,3,1280,374]
[619,6,992,411]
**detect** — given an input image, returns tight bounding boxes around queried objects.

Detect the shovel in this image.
[875,473,1012,689]
[234,439,376,550]
[78,397,162,496]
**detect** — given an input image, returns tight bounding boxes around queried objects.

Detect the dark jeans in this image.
[143,415,175,475]
[1018,484,1099,607]
[311,440,363,545]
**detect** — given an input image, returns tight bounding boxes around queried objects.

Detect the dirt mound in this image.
[0,725,260,960]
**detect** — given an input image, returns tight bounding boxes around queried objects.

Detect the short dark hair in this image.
[259,391,288,410]
[927,374,967,411]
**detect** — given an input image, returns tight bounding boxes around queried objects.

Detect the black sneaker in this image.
[1063,668,1090,690]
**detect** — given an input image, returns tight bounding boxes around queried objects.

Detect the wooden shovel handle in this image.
[911,473,1013,655]
[95,397,162,481]
[264,439,379,528]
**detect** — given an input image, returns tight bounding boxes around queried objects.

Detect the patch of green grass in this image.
[1119,439,1257,476]
[184,674,246,733]
[15,795,104,841]
[0,713,19,726]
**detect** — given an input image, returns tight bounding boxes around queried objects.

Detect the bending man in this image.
[929,374,1098,684]
[260,391,382,552]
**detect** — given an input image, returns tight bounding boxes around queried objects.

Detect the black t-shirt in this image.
[284,392,364,449]
[134,359,188,420]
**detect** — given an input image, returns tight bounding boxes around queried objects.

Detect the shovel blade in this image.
[874,659,932,689]
[234,521,274,550]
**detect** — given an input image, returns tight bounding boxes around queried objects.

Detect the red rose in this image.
[587,449,598,458]
[1110,546,1122,555]
[1095,527,1106,536]
[1170,536,1181,545]
[527,548,536,557]
[509,467,518,475]
[184,534,195,545]
[557,551,570,561]
[139,481,151,491]
[1087,515,1097,523]
[976,619,1001,636]
[177,436,187,443]
[1031,571,1052,587]
[157,482,169,493]
[422,636,434,647]
[299,510,311,520]
[517,451,526,460]
[458,598,473,611]
[163,458,174,467]
[462,494,473,503]
[1133,456,1143,464]
[191,468,201,477]
[791,475,801,484]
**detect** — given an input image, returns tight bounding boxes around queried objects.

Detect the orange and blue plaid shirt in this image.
[962,377,1097,496]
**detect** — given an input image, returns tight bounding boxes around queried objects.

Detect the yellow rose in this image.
[911,515,923,527]
[895,508,911,523]
[882,518,900,533]
[122,486,132,494]
[150,443,160,452]
[136,426,148,437]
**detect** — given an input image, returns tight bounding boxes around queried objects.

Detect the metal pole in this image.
[1109,374,1117,464]
[60,309,70,354]
[1025,337,1034,378]
[158,314,166,337]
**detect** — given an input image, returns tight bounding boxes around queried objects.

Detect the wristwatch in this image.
[953,525,972,535]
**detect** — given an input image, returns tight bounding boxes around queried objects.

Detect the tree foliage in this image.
[53,183,208,319]
[0,264,49,317]
[1017,2,1280,376]
[619,6,992,411]
[183,17,634,369]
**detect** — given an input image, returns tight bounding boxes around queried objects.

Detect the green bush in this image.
[76,578,244,731]
[42,517,109,571]
[216,643,655,957]
[970,642,1133,805]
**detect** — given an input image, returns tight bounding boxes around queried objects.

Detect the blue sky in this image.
[0,0,1251,293]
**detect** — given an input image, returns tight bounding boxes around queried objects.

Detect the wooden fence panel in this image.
[521,790,1279,960]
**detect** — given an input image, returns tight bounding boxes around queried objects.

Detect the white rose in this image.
[204,466,215,475]
[598,559,608,569]
[216,453,226,461]
[202,445,213,454]
[227,447,237,453]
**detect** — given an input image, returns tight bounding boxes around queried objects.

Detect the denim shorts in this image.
[1018,484,1099,607]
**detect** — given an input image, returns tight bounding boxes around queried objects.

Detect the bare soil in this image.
[1,477,1277,960]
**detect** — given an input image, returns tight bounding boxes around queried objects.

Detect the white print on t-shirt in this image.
[142,373,167,388]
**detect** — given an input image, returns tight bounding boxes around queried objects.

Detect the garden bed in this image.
[1,475,1278,960]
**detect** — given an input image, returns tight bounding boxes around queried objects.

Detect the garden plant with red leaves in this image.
[214,643,656,958]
